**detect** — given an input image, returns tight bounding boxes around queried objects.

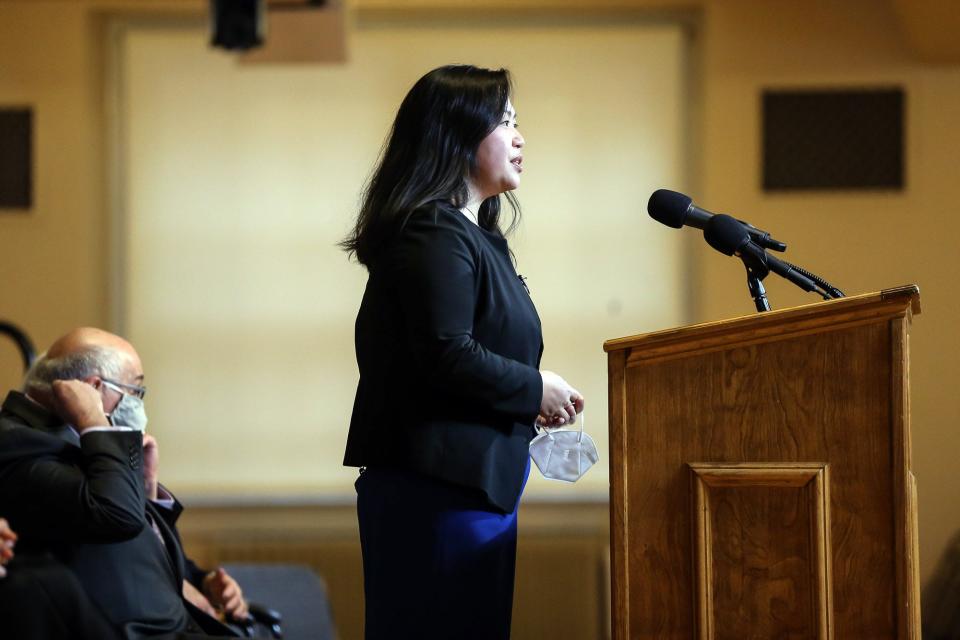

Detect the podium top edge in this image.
[881,284,921,313]
[603,284,921,353]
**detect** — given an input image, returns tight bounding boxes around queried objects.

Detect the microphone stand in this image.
[746,270,772,312]
[740,252,772,312]
[739,249,845,312]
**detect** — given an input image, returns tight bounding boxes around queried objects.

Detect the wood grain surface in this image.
[607,287,920,639]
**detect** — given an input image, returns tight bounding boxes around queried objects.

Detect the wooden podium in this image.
[604,286,921,639]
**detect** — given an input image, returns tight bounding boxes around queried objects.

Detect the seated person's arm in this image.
[0,381,146,542]
[143,435,250,622]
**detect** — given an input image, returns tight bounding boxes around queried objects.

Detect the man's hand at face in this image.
[142,434,159,501]
[51,380,109,432]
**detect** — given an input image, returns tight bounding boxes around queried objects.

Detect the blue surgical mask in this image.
[107,391,148,432]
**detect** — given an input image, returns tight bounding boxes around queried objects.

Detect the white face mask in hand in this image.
[529,411,599,483]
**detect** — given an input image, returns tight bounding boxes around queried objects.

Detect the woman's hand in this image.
[539,371,585,426]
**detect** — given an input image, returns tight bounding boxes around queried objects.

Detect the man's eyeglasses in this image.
[101,378,147,400]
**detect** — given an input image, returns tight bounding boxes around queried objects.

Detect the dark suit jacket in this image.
[343,202,544,512]
[0,552,121,640]
[0,391,230,639]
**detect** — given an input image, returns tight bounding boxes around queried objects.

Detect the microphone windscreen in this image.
[647,189,691,228]
[703,214,750,256]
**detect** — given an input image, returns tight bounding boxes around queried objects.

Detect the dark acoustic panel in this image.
[762,88,904,191]
[0,108,32,209]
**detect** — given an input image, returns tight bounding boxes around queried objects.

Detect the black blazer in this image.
[0,391,227,639]
[0,552,122,640]
[344,202,543,512]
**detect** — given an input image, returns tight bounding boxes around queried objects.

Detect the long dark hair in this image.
[341,65,520,267]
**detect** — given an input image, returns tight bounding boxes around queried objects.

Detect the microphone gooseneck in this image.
[704,215,837,305]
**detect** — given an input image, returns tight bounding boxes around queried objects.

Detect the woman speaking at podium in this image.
[341,65,584,639]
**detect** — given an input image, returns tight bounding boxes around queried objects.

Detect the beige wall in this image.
[2,0,959,592]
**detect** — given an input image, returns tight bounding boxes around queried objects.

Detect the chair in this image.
[223,563,337,640]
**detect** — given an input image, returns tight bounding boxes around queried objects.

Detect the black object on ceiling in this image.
[210,0,266,51]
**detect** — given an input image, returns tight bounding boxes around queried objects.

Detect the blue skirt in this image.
[355,460,530,640]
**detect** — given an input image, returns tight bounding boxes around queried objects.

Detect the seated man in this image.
[0,327,248,639]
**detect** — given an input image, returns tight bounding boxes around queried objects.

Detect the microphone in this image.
[703,214,819,293]
[648,189,787,252]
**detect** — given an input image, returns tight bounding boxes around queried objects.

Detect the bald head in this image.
[46,327,140,368]
[23,328,144,407]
